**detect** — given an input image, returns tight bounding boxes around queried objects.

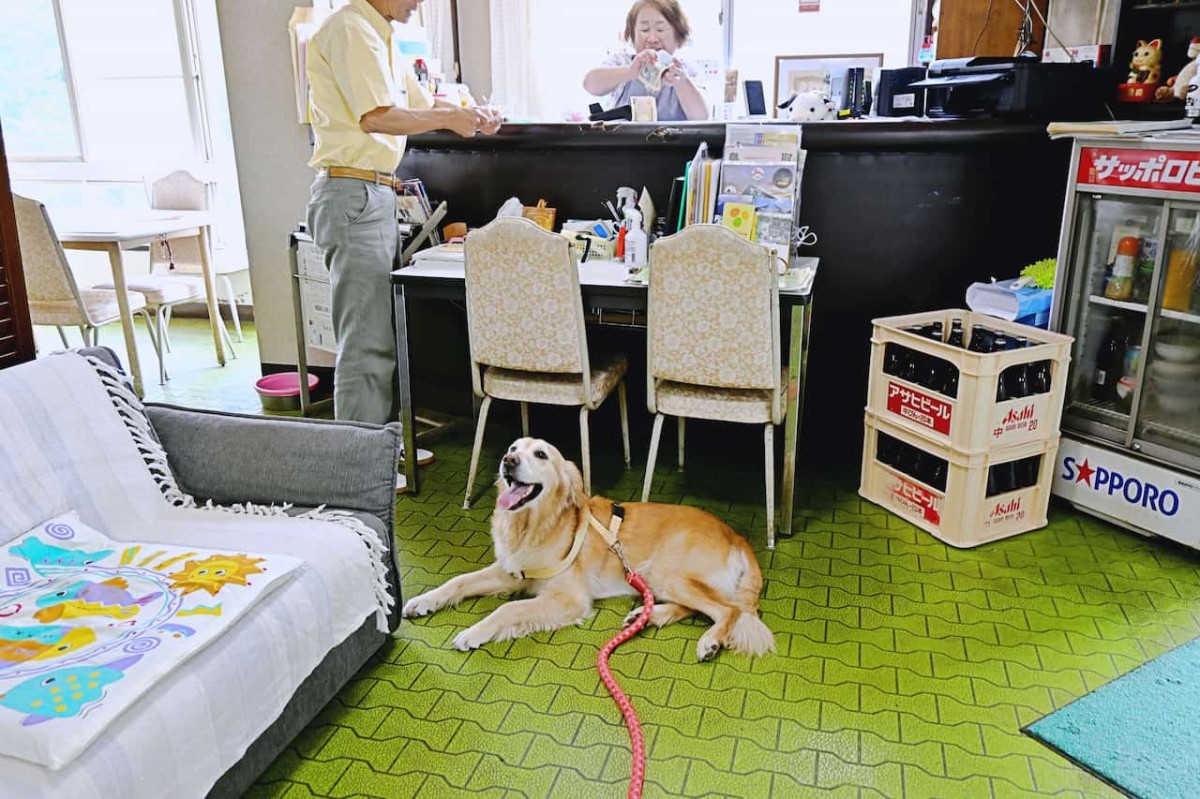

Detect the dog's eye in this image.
[534,450,548,460]
[508,445,516,453]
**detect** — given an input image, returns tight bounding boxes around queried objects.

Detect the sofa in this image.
[0,348,402,798]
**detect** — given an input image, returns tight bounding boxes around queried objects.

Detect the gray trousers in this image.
[306,175,402,425]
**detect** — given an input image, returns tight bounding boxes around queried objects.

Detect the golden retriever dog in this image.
[402,437,774,661]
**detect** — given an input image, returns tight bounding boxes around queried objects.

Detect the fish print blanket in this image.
[0,513,300,769]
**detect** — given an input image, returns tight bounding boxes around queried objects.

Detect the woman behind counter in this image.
[582,0,709,121]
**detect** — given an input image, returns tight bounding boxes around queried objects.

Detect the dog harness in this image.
[512,503,628,581]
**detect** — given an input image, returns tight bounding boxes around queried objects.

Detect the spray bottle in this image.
[624,206,647,268]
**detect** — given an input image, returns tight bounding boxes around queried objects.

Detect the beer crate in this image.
[867,309,1073,454]
[859,411,1059,548]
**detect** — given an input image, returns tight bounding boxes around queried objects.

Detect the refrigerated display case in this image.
[1050,136,1200,550]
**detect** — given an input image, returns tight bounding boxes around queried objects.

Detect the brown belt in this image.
[322,166,400,189]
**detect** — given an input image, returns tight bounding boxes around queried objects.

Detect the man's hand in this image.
[477,106,503,135]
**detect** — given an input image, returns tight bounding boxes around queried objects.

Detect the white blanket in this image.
[1,513,301,769]
[0,353,392,796]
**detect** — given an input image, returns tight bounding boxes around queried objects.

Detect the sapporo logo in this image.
[1061,456,1180,516]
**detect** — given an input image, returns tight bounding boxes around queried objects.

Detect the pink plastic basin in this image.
[254,372,319,411]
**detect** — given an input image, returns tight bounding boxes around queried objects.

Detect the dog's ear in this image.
[559,457,587,507]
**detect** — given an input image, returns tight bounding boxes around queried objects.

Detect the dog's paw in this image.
[452,624,491,651]
[623,606,648,627]
[402,592,441,619]
[696,632,722,662]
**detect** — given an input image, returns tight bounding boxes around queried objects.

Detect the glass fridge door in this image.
[1132,204,1200,472]
[1060,193,1164,446]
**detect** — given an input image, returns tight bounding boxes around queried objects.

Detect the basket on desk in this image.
[522,199,557,231]
[563,231,616,262]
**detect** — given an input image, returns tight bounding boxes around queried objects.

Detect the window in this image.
[525,0,723,121]
[0,0,80,159]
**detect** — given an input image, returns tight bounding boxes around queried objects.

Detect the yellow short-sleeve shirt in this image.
[306,0,432,173]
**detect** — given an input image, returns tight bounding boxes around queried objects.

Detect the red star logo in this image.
[1075,459,1095,487]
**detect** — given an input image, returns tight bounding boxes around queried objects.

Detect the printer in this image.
[913,57,1107,120]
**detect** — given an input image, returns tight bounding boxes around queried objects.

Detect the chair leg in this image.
[219,313,237,359]
[161,306,173,353]
[764,423,776,550]
[520,402,530,438]
[678,417,686,471]
[221,275,244,343]
[642,412,665,502]
[56,327,70,348]
[78,325,89,346]
[579,406,592,496]
[463,395,493,509]
[142,309,167,385]
[618,381,631,469]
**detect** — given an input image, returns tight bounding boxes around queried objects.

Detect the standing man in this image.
[306,0,499,490]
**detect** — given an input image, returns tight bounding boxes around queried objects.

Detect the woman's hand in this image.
[662,57,692,87]
[628,49,659,80]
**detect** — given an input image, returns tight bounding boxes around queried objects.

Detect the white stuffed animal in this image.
[783,90,837,122]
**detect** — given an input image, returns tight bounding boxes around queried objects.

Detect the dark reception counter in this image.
[396,120,1070,476]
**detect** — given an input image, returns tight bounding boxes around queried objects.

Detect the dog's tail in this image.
[725,544,775,656]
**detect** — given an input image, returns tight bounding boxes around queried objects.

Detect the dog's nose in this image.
[503,453,519,468]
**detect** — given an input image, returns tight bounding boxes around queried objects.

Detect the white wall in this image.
[1045,0,1118,50]
[457,0,493,101]
[731,0,914,111]
[215,0,324,367]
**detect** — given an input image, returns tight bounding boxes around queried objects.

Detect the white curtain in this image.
[489,0,536,117]
[422,0,458,81]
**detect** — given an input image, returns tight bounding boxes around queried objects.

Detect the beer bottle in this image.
[929,321,944,342]
[1010,364,1030,399]
[1030,360,1052,394]
[1015,456,1040,489]
[947,319,965,348]
[927,458,948,492]
[884,343,903,376]
[996,370,1010,403]
[923,355,945,392]
[942,364,960,398]
[900,346,921,383]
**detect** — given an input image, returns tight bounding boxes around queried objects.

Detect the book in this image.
[720,203,756,239]
[1046,119,1193,137]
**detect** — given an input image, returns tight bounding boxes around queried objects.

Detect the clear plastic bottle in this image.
[1105,236,1139,301]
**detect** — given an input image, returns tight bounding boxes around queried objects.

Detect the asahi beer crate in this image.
[859,411,1059,548]
[867,309,1073,453]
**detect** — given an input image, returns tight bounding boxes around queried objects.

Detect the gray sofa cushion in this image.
[144,403,400,531]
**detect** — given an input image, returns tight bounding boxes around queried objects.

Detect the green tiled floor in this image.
[56,320,1200,798]
[242,432,1200,799]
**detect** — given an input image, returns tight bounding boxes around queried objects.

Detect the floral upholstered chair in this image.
[461,217,630,507]
[643,224,782,544]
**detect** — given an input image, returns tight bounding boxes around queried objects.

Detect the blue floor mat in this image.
[1024,635,1200,799]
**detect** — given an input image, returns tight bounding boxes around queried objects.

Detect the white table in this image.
[391,256,817,548]
[53,210,226,396]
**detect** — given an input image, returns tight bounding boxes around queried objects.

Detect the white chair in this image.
[461,217,631,508]
[148,170,243,348]
[12,193,163,372]
[642,224,783,546]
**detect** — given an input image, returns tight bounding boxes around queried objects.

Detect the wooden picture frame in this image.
[773,53,885,116]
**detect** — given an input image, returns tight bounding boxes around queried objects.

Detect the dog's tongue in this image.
[497,483,534,510]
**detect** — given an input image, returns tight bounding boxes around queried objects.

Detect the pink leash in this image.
[594,504,653,799]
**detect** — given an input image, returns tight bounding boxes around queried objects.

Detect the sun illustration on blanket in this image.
[168,554,264,596]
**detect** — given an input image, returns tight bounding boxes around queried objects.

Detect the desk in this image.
[391,258,816,545]
[54,211,226,396]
